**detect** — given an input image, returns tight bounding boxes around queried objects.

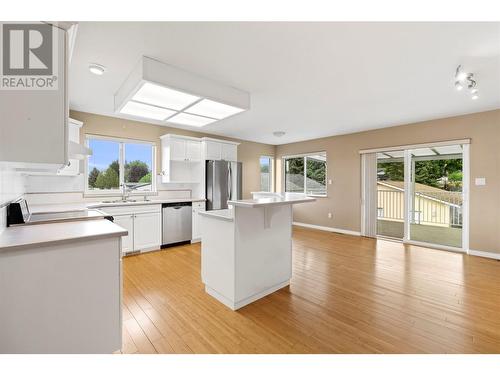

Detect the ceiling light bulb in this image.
[455,72,467,82]
[470,88,478,94]
[89,63,106,76]
[472,94,479,100]
[455,81,463,91]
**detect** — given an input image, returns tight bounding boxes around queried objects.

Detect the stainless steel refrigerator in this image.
[206,160,242,210]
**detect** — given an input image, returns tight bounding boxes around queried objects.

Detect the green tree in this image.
[306,158,326,184]
[138,172,152,184]
[94,166,119,189]
[109,160,120,176]
[88,167,100,188]
[125,160,150,183]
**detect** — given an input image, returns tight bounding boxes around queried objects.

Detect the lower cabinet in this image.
[112,214,134,254]
[102,205,161,255]
[133,212,162,251]
[192,201,206,243]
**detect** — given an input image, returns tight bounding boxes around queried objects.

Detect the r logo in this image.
[2,23,53,76]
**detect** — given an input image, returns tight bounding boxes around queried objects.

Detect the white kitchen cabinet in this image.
[192,201,206,243]
[221,143,238,162]
[57,118,83,176]
[204,140,222,160]
[133,212,162,251]
[113,214,134,254]
[170,138,187,161]
[202,138,239,161]
[102,204,161,254]
[0,24,68,171]
[186,141,202,161]
[160,134,203,183]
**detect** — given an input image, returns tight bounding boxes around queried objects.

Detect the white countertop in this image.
[0,219,128,252]
[30,198,205,213]
[198,208,234,222]
[228,195,315,208]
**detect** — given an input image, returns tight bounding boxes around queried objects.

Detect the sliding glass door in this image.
[365,141,469,251]
[376,150,405,239]
[407,145,464,248]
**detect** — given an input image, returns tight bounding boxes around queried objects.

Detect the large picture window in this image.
[86,135,156,194]
[283,152,327,196]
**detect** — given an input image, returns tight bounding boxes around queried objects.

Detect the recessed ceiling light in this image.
[186,99,245,119]
[273,131,286,137]
[167,113,217,127]
[89,63,106,76]
[120,101,176,121]
[133,82,200,111]
[454,81,463,91]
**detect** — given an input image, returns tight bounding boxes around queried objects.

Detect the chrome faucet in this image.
[120,183,151,202]
[121,183,130,201]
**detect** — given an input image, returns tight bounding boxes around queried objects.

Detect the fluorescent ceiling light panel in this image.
[133,82,200,110]
[186,99,245,119]
[120,101,176,121]
[167,113,217,127]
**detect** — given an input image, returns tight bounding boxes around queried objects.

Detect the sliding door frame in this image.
[360,139,470,253]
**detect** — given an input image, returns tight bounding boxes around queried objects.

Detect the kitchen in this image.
[1,15,500,366]
[0,22,311,354]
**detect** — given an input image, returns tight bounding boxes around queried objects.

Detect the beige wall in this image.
[276,109,500,253]
[70,111,276,199]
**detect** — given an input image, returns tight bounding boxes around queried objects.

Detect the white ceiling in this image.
[69,22,500,145]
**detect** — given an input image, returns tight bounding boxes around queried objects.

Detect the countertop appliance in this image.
[162,202,192,248]
[6,198,110,226]
[206,160,242,211]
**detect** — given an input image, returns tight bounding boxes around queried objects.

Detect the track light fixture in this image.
[454,65,479,100]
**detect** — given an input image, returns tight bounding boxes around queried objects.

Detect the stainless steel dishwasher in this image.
[162,202,192,248]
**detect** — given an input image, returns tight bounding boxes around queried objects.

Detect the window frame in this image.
[259,155,274,192]
[282,151,327,197]
[84,134,157,196]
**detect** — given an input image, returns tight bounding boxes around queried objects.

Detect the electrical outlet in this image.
[328,179,332,185]
[328,212,332,219]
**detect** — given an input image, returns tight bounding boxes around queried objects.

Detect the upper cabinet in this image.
[160,134,203,183]
[202,138,239,162]
[0,23,69,172]
[57,118,83,176]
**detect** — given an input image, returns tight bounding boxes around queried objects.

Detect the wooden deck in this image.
[121,226,500,353]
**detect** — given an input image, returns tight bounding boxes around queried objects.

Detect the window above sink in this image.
[85,135,157,196]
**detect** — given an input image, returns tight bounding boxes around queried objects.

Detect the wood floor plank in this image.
[119,226,500,353]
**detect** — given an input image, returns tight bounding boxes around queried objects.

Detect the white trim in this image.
[293,222,361,236]
[462,144,470,254]
[468,249,500,260]
[282,152,328,197]
[84,134,157,196]
[282,151,327,159]
[359,139,471,154]
[201,137,240,146]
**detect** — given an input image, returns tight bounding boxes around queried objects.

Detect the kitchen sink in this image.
[101,199,138,204]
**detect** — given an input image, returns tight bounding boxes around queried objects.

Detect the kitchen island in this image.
[199,194,315,310]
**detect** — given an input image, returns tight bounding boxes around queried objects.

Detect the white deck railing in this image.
[377,190,462,228]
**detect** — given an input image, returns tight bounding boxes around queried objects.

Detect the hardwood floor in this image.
[121,226,500,354]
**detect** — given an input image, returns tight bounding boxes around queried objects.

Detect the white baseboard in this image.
[292,222,361,236]
[468,249,500,260]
